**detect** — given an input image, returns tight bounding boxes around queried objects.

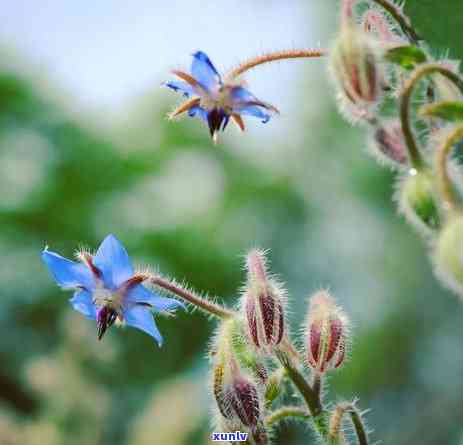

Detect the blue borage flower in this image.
[41,234,184,346]
[164,51,279,142]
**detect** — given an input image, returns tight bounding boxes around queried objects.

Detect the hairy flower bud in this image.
[242,249,286,353]
[329,17,383,123]
[434,214,463,297]
[211,319,268,429]
[305,290,349,373]
[397,168,440,233]
[369,119,408,166]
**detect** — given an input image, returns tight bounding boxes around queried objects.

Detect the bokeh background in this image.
[1,1,463,444]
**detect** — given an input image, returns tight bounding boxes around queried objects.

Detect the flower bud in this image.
[242,250,286,353]
[305,290,349,373]
[329,17,383,123]
[434,214,463,297]
[397,168,440,233]
[211,319,267,428]
[369,119,408,167]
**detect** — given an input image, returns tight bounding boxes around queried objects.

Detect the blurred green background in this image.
[1,1,463,444]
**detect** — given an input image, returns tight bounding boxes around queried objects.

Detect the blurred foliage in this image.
[0,1,463,445]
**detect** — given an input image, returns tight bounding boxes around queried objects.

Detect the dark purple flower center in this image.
[207,108,230,137]
[96,306,118,340]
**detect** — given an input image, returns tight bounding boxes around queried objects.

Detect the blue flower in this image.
[164,51,278,142]
[41,234,184,346]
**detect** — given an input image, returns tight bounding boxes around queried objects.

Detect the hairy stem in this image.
[275,348,326,435]
[149,275,234,319]
[371,0,420,43]
[312,372,322,400]
[400,64,463,170]
[226,49,326,80]
[265,406,310,426]
[329,402,369,445]
[436,124,463,214]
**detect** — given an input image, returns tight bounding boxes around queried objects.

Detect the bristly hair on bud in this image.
[434,214,463,299]
[240,249,287,354]
[304,290,350,374]
[394,168,440,236]
[368,119,408,168]
[209,319,268,444]
[329,2,385,124]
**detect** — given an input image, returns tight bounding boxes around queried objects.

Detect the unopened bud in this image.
[397,168,440,233]
[242,250,286,353]
[369,120,408,166]
[434,214,463,297]
[305,290,349,373]
[229,376,261,429]
[329,17,383,123]
[211,319,268,427]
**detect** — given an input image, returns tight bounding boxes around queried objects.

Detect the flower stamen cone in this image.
[305,290,349,373]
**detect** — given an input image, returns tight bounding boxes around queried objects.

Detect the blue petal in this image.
[191,51,221,92]
[42,250,94,290]
[164,81,195,97]
[230,86,258,103]
[188,104,209,122]
[123,305,163,346]
[93,234,133,289]
[69,290,97,320]
[236,105,271,123]
[125,284,186,312]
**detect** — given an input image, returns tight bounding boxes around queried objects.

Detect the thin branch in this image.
[226,49,326,80]
[371,0,421,43]
[265,406,310,426]
[149,275,234,319]
[400,63,463,170]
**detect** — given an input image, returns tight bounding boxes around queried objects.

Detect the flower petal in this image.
[164,81,195,97]
[125,284,186,312]
[230,86,258,103]
[69,290,97,320]
[123,305,163,346]
[42,249,94,290]
[188,104,209,122]
[191,51,221,92]
[93,234,133,289]
[236,105,271,123]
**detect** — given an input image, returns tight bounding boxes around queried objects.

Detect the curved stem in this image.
[329,402,369,445]
[149,275,234,319]
[265,406,310,426]
[436,124,463,214]
[370,0,420,43]
[226,49,326,80]
[400,64,463,170]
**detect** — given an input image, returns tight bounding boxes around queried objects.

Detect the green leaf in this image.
[385,45,427,70]
[419,101,463,121]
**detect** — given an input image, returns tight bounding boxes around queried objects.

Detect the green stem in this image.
[436,124,463,214]
[149,275,234,319]
[265,406,310,426]
[371,0,420,43]
[400,64,463,170]
[275,347,326,436]
[328,402,369,445]
[349,407,369,445]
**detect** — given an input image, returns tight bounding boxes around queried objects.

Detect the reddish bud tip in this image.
[242,250,286,353]
[305,290,349,373]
